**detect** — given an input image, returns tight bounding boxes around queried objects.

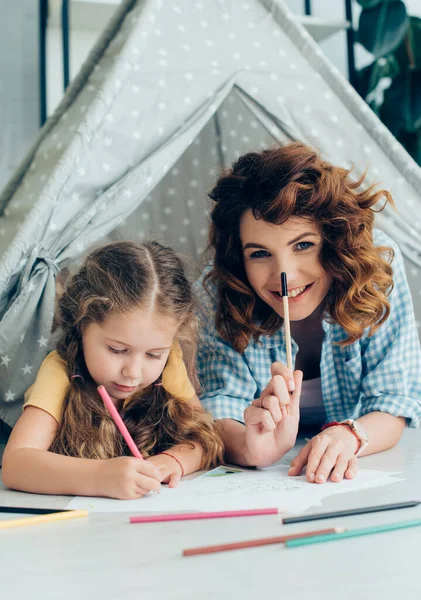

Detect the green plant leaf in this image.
[357,56,400,98]
[407,16,421,70]
[380,73,407,136]
[408,70,421,132]
[356,0,384,8]
[358,0,408,58]
[380,69,421,134]
[393,37,410,72]
[393,129,421,164]
[358,62,378,98]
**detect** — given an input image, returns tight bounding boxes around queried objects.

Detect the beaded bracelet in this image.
[161,452,185,477]
[321,421,361,454]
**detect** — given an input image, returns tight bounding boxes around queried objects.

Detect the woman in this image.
[195,142,421,484]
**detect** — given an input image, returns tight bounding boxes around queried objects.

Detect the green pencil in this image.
[285,518,421,548]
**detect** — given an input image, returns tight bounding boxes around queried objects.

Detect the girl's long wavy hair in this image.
[50,241,223,468]
[205,142,394,352]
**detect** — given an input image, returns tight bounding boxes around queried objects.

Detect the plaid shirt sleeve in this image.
[358,238,421,427]
[195,280,257,422]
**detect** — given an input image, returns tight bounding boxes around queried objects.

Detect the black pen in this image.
[281,272,293,371]
[282,501,421,524]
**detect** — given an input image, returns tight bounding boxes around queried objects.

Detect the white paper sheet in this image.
[66,465,403,514]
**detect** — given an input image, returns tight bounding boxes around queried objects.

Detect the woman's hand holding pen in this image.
[243,363,303,467]
[96,456,162,500]
[288,426,359,484]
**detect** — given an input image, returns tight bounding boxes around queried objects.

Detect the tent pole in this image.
[345,0,357,90]
[39,0,48,126]
[62,0,70,91]
[213,113,225,170]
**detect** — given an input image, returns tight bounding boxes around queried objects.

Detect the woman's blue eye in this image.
[249,249,270,259]
[296,241,314,251]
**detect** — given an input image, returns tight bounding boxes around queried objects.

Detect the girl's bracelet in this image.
[161,452,185,477]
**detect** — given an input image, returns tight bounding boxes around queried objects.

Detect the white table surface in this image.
[1,429,421,600]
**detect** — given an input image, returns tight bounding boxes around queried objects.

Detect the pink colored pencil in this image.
[97,385,143,460]
[129,507,282,524]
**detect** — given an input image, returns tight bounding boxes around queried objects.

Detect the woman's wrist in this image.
[243,438,292,468]
[321,424,359,454]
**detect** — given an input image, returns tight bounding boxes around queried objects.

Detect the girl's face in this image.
[82,308,178,405]
[240,212,332,321]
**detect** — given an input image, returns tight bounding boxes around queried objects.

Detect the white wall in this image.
[47,27,101,115]
[47,0,120,115]
[0,2,40,192]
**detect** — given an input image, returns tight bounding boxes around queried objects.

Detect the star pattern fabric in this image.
[0,0,419,426]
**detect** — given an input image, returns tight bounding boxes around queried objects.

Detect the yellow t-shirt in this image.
[23,341,196,423]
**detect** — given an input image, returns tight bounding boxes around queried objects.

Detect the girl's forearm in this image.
[357,412,406,456]
[162,442,206,475]
[2,447,104,496]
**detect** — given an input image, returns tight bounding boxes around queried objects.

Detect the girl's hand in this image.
[288,426,359,483]
[244,363,303,467]
[147,453,184,488]
[98,457,162,500]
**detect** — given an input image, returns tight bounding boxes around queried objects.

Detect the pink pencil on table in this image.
[97,385,143,460]
[129,507,283,524]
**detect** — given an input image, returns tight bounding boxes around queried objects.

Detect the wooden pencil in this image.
[285,519,421,548]
[281,501,421,524]
[0,507,72,515]
[0,510,89,529]
[98,385,143,459]
[182,527,341,556]
[130,507,281,524]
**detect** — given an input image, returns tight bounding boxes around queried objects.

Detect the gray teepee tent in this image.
[0,0,420,427]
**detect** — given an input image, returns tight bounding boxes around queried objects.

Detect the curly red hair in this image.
[205,142,395,352]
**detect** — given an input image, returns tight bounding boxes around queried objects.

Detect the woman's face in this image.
[240,211,332,321]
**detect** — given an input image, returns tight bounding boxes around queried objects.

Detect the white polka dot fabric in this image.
[0,0,419,426]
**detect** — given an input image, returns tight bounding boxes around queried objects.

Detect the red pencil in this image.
[182,527,342,557]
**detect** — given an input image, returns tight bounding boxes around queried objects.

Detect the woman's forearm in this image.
[2,447,103,496]
[357,412,406,456]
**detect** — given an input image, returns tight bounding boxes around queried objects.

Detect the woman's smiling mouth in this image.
[270,282,314,303]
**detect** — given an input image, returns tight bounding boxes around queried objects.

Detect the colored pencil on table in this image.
[0,510,88,530]
[182,527,341,557]
[281,272,293,371]
[0,507,73,515]
[130,507,283,524]
[285,518,421,548]
[97,385,143,459]
[281,501,421,525]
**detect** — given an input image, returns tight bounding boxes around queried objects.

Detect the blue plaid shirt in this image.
[195,230,421,428]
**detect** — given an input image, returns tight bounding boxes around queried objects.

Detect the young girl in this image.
[195,142,421,484]
[2,241,223,499]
